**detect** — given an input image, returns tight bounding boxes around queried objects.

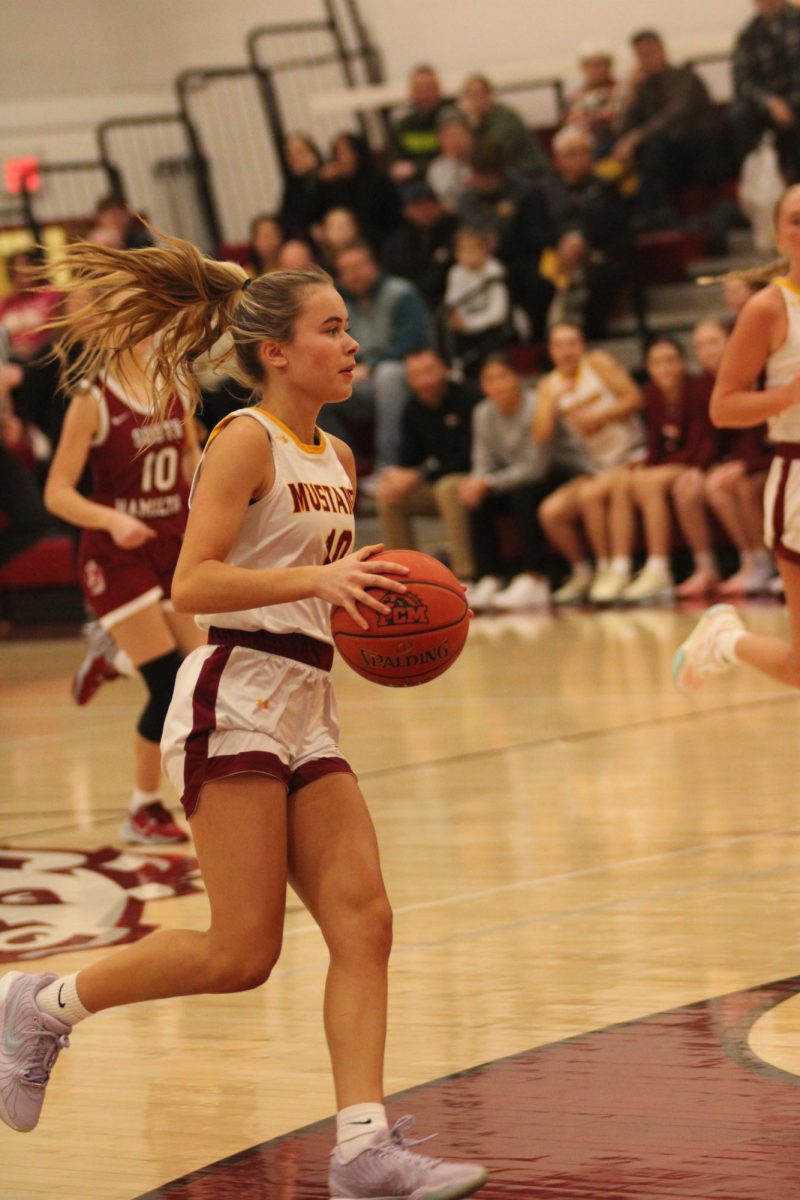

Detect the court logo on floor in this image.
[0,846,200,963]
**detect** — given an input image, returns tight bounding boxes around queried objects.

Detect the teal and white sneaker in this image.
[672,603,745,694]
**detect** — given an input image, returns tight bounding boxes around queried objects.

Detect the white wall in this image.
[0,0,755,238]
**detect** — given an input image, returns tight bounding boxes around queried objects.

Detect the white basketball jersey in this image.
[766,279,800,443]
[192,408,355,642]
[549,357,644,469]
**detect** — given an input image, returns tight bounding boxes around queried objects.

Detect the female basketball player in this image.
[691,317,773,597]
[43,336,205,843]
[674,184,800,693]
[533,322,644,606]
[0,237,488,1200]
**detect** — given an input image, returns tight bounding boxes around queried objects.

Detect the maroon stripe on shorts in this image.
[771,454,793,562]
[182,645,232,819]
[199,751,291,798]
[771,442,800,460]
[289,756,355,795]
[208,626,333,671]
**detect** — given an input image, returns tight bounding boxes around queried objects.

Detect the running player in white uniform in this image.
[674,185,800,694]
[0,234,488,1200]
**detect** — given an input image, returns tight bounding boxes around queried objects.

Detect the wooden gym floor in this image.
[2,599,800,1199]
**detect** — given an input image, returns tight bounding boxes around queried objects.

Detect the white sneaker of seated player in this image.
[492,573,550,610]
[465,575,502,610]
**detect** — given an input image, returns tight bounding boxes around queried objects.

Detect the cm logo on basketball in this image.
[376,590,430,628]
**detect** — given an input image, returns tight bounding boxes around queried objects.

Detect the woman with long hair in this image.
[0,233,488,1200]
[44,325,204,843]
[675,185,800,693]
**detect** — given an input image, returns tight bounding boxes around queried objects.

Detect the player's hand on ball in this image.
[320,543,408,631]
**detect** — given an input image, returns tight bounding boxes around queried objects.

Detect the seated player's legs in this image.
[671,468,720,598]
[622,465,685,603]
[539,477,593,604]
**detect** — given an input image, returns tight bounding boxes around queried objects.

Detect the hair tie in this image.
[241,277,252,292]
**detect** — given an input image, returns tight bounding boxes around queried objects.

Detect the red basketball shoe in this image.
[121,801,189,845]
[71,621,121,706]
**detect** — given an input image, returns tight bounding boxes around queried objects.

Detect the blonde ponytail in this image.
[49,230,332,420]
[697,256,788,288]
[697,183,800,289]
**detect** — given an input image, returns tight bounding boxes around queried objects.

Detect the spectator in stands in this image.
[93,195,154,250]
[277,239,317,270]
[458,73,547,177]
[619,337,720,604]
[376,348,479,580]
[525,127,633,339]
[278,132,325,238]
[564,42,626,155]
[457,142,540,263]
[381,181,457,311]
[458,354,592,611]
[427,111,474,212]
[247,214,284,275]
[320,241,432,489]
[731,0,800,181]
[387,64,450,183]
[444,227,512,377]
[312,207,364,273]
[0,362,50,570]
[691,316,774,595]
[534,323,645,606]
[0,251,61,362]
[318,132,402,250]
[613,29,720,220]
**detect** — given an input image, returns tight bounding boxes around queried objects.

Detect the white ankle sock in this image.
[572,561,592,578]
[610,556,631,574]
[645,555,669,572]
[716,627,745,665]
[336,1103,388,1162]
[596,557,610,573]
[112,648,136,677]
[36,973,93,1026]
[130,788,160,814]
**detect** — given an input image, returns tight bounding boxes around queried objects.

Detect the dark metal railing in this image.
[97,112,221,251]
[18,159,118,245]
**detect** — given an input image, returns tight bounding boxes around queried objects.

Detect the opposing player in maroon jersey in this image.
[44,336,206,844]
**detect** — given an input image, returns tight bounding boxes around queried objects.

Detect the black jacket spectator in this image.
[399,376,479,480]
[457,143,545,267]
[381,183,458,309]
[731,0,800,178]
[615,31,722,212]
[388,66,451,182]
[318,133,402,250]
[278,134,326,239]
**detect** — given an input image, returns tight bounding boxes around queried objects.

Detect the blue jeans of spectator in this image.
[317,360,410,473]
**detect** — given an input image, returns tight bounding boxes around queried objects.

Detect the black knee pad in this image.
[136,650,182,743]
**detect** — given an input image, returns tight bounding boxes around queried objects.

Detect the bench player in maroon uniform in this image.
[44,337,205,843]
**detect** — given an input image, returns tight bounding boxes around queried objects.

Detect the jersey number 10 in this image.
[140,446,180,494]
[324,528,354,564]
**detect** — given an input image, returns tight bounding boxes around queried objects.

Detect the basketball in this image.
[330,549,469,687]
